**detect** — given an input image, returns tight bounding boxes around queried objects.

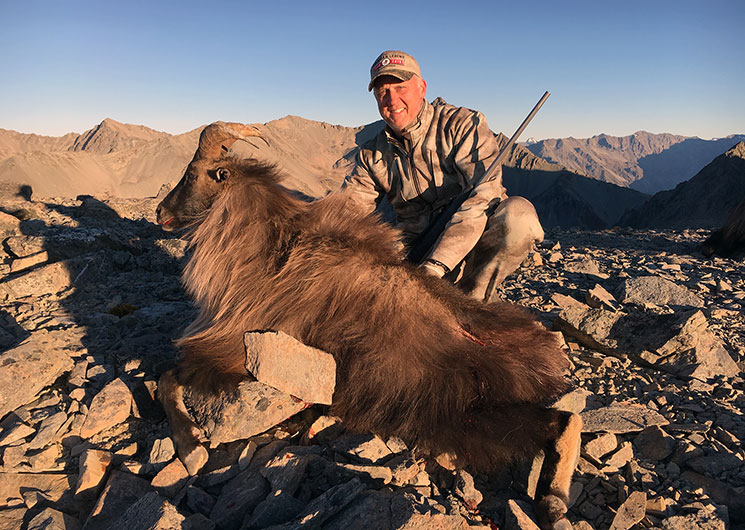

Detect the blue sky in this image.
[1,0,742,140]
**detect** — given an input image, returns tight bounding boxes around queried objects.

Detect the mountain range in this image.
[527,131,745,194]
[2,115,741,231]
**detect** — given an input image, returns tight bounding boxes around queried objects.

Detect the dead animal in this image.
[701,196,745,257]
[156,121,582,529]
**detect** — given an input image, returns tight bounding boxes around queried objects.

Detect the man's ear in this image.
[419,77,427,98]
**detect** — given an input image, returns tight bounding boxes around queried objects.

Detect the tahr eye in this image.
[214,167,230,182]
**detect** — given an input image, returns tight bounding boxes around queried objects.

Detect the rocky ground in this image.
[0,194,743,530]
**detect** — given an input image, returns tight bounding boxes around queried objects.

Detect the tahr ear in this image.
[211,167,230,182]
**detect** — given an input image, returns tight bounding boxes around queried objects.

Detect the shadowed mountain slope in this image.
[528,131,745,194]
[621,142,745,229]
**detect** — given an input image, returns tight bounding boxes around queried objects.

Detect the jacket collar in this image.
[384,99,433,147]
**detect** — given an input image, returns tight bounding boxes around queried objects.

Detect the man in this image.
[342,50,544,301]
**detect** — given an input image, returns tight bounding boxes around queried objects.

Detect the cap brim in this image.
[368,70,415,91]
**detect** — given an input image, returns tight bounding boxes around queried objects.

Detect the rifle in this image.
[406,91,550,264]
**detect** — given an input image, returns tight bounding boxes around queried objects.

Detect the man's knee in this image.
[488,196,544,252]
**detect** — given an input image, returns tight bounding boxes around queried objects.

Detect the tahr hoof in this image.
[536,494,570,530]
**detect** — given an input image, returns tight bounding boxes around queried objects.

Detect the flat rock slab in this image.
[609,491,646,530]
[209,468,269,530]
[244,330,336,405]
[0,472,79,515]
[616,275,704,308]
[581,405,669,434]
[0,330,75,419]
[197,380,307,446]
[80,378,133,439]
[0,260,83,300]
[27,507,83,530]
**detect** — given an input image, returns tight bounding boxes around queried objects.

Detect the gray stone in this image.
[80,378,133,438]
[330,433,392,464]
[0,418,36,446]
[0,331,75,419]
[601,442,634,472]
[27,508,82,530]
[9,251,50,273]
[686,453,742,477]
[504,499,540,530]
[243,492,304,529]
[553,304,622,356]
[322,489,394,530]
[391,493,470,529]
[199,380,307,445]
[286,478,366,529]
[454,469,482,511]
[0,260,84,299]
[244,330,336,405]
[386,454,419,486]
[609,491,646,530]
[209,468,269,530]
[552,388,591,414]
[660,509,727,530]
[149,437,175,466]
[185,513,215,530]
[633,425,675,462]
[185,485,216,517]
[109,491,186,530]
[654,311,740,380]
[28,411,68,450]
[339,463,393,484]
[586,284,621,311]
[260,449,310,495]
[617,275,704,308]
[0,473,78,516]
[680,471,745,521]
[581,405,669,433]
[583,432,618,463]
[83,471,154,530]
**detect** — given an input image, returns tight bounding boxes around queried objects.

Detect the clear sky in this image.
[1,0,742,141]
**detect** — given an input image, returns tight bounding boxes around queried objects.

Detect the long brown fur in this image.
[701,196,745,257]
[173,156,570,471]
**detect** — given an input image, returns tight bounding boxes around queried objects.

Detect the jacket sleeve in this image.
[340,148,385,215]
[425,110,506,271]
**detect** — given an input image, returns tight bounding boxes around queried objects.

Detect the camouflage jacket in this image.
[342,99,506,272]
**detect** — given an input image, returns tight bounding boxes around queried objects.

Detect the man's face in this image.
[373,75,427,134]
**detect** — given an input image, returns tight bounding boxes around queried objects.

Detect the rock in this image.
[601,442,634,472]
[633,426,675,462]
[322,489,394,530]
[553,304,623,356]
[75,449,112,498]
[260,449,310,495]
[28,411,68,450]
[80,378,133,438]
[148,437,175,467]
[9,251,50,273]
[185,513,215,530]
[83,471,155,530]
[29,445,61,472]
[0,473,79,518]
[654,311,740,380]
[0,419,35,446]
[581,405,669,433]
[391,493,471,529]
[454,469,482,511]
[185,485,216,517]
[660,509,728,530]
[209,468,269,530]
[109,491,186,530]
[586,284,621,311]
[244,330,336,405]
[552,388,591,414]
[197,380,307,445]
[616,276,704,308]
[151,459,190,498]
[686,453,742,477]
[680,471,745,521]
[26,508,82,530]
[330,433,392,464]
[0,211,21,235]
[280,478,366,529]
[583,433,618,463]
[305,415,343,444]
[0,260,84,299]
[386,454,419,486]
[0,331,75,419]
[504,499,540,530]
[243,491,304,528]
[340,463,393,484]
[609,491,646,530]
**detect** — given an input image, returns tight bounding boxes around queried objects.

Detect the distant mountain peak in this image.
[726,141,745,158]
